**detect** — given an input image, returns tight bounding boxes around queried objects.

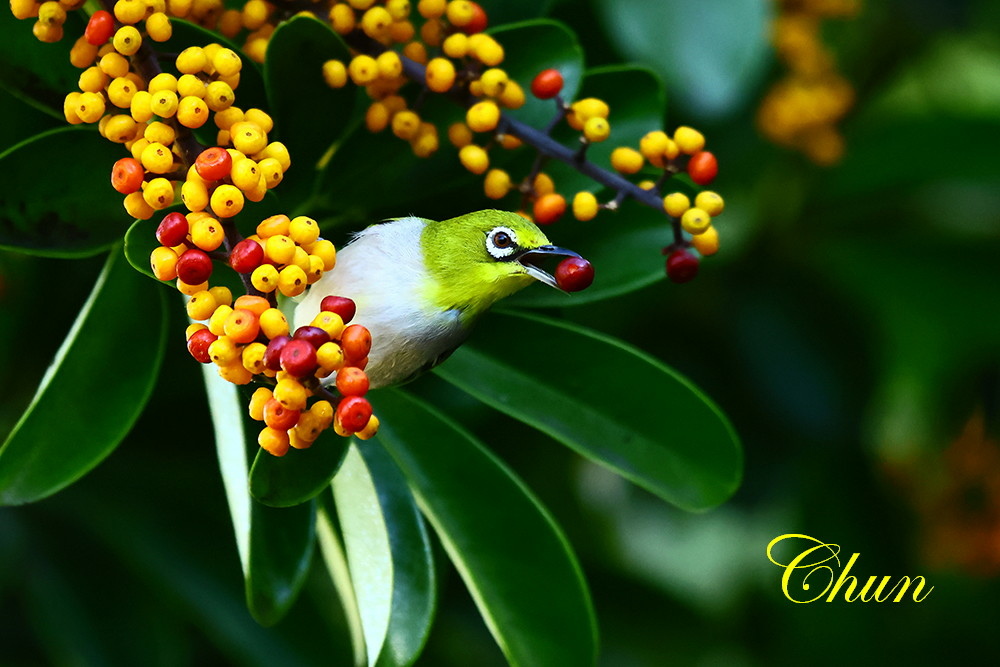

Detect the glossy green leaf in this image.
[317,504,368,667]
[0,248,167,505]
[0,86,60,154]
[264,16,355,205]
[593,0,771,119]
[491,20,584,129]
[435,311,742,511]
[372,389,597,667]
[479,0,555,25]
[0,9,85,116]
[246,499,317,625]
[124,218,158,280]
[333,441,436,667]
[0,127,131,257]
[249,435,350,507]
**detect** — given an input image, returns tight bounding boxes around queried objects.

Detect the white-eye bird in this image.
[293,209,581,389]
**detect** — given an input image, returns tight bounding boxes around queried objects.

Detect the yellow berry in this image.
[181,178,209,212]
[264,235,295,264]
[447,122,473,148]
[176,46,208,74]
[402,41,428,64]
[113,26,142,56]
[125,190,155,220]
[144,121,175,145]
[289,216,320,245]
[146,12,171,41]
[680,207,711,235]
[533,172,555,196]
[446,0,473,26]
[78,66,108,93]
[150,246,179,280]
[208,305,233,336]
[256,142,291,171]
[329,4,355,33]
[610,147,643,174]
[458,144,489,174]
[274,378,308,411]
[99,52,129,79]
[113,0,145,24]
[663,192,691,218]
[231,158,260,192]
[190,216,225,251]
[361,6,392,38]
[204,81,234,112]
[310,239,337,270]
[278,265,308,297]
[210,183,245,218]
[209,285,232,307]
[572,191,599,221]
[348,54,379,85]
[497,80,525,109]
[177,96,209,128]
[694,191,724,217]
[186,290,217,320]
[141,142,174,174]
[258,158,283,189]
[245,109,274,133]
[442,33,468,58]
[258,427,290,456]
[355,414,380,440]
[425,57,455,93]
[417,0,446,18]
[150,89,178,118]
[130,90,153,123]
[640,131,670,167]
[690,225,719,256]
[105,115,138,143]
[213,48,242,77]
[249,387,273,420]
[258,307,288,339]
[466,101,500,133]
[673,126,705,154]
[231,121,267,154]
[251,264,280,293]
[483,169,510,200]
[376,50,403,78]
[583,117,610,143]
[316,341,345,372]
[391,110,421,140]
[143,177,175,210]
[69,36,99,69]
[469,34,503,66]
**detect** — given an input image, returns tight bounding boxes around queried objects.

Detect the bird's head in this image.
[421,209,581,319]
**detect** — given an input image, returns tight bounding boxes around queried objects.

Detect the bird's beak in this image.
[513,245,582,290]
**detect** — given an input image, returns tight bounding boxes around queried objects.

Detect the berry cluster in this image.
[314,0,727,281]
[757,0,859,165]
[8,0,382,454]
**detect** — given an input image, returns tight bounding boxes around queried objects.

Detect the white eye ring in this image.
[486,226,518,259]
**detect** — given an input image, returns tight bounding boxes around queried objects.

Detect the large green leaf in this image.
[246,499,317,625]
[479,0,555,25]
[0,127,131,257]
[372,389,597,667]
[333,442,436,667]
[264,16,355,207]
[435,311,742,511]
[0,86,61,154]
[0,247,167,505]
[592,0,771,119]
[249,435,350,508]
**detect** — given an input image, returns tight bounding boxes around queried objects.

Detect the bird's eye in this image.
[486,226,518,259]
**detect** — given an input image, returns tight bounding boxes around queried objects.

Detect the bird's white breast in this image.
[293,217,467,388]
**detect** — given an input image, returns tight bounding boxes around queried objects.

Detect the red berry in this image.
[280,339,318,377]
[531,69,564,100]
[554,257,594,292]
[156,212,189,247]
[341,324,372,362]
[293,325,330,349]
[85,10,114,45]
[111,157,144,194]
[336,367,369,397]
[264,335,290,371]
[263,398,300,431]
[533,193,566,224]
[229,239,264,274]
[320,295,357,323]
[687,151,718,186]
[176,248,213,285]
[463,1,488,33]
[666,249,699,283]
[187,329,217,363]
[337,396,373,433]
[195,147,233,181]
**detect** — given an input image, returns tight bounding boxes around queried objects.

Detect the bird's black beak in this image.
[513,245,582,291]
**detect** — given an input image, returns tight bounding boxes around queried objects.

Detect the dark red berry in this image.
[156,212,189,247]
[554,257,594,292]
[195,147,233,181]
[264,335,290,371]
[85,10,114,45]
[280,339,318,377]
[337,396,373,433]
[320,295,357,323]
[187,329,217,364]
[176,248,213,285]
[293,325,330,349]
[687,151,718,186]
[531,69,564,100]
[666,249,699,283]
[229,239,264,273]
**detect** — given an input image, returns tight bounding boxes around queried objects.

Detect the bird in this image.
[293,209,582,389]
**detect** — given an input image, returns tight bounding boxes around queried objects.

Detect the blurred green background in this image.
[3,0,1000,664]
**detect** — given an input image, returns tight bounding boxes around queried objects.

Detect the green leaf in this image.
[490,19,584,129]
[332,442,436,667]
[479,0,555,25]
[264,16,356,206]
[124,218,158,280]
[435,311,742,511]
[0,86,61,154]
[249,435,350,508]
[372,389,597,667]
[0,247,167,505]
[0,126,132,257]
[592,0,771,119]
[317,504,368,667]
[0,10,86,115]
[246,499,317,625]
